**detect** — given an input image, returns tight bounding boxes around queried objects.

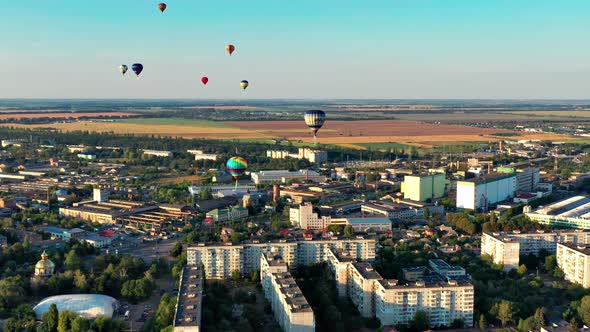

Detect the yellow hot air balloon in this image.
[240,80,249,90]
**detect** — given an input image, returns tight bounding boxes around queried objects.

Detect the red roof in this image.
[203,217,214,223]
[98,230,115,237]
[280,229,290,235]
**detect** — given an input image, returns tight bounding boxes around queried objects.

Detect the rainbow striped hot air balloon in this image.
[304,110,326,145]
[226,156,248,181]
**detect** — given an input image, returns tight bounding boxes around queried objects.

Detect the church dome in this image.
[35,251,55,276]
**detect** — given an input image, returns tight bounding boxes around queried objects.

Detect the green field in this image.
[116,118,232,128]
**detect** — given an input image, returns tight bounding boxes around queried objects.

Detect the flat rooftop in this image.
[353,262,382,280]
[532,196,590,219]
[174,266,203,327]
[559,243,590,256]
[459,172,515,185]
[274,272,313,313]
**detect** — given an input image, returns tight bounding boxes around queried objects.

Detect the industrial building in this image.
[173,266,203,332]
[361,199,443,222]
[187,150,218,161]
[526,196,590,229]
[251,170,326,184]
[402,173,446,202]
[59,200,194,232]
[456,173,516,210]
[187,237,376,279]
[260,253,315,332]
[556,243,590,288]
[205,206,248,222]
[142,149,173,158]
[326,217,392,233]
[481,230,590,271]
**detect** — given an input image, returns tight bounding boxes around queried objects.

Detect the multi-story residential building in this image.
[456,173,516,210]
[260,253,315,332]
[402,173,446,202]
[250,170,326,184]
[187,237,376,279]
[526,196,590,229]
[327,249,474,327]
[266,148,327,164]
[482,230,590,271]
[289,203,324,229]
[498,167,540,192]
[187,243,243,279]
[556,243,590,288]
[375,279,474,327]
[173,265,203,332]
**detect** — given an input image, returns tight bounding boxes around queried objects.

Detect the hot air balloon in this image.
[226,157,248,189]
[304,110,326,145]
[240,80,249,90]
[131,63,143,78]
[158,3,167,12]
[226,44,235,56]
[201,77,209,85]
[119,65,128,76]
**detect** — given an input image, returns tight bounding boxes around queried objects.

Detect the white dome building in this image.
[33,294,119,320]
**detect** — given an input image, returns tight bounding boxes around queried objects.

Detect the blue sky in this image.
[1,0,589,99]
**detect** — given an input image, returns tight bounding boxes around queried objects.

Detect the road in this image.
[112,237,180,264]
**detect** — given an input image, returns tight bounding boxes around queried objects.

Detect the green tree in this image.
[479,314,488,329]
[578,295,590,326]
[544,255,557,272]
[73,270,87,292]
[42,304,59,332]
[568,318,579,332]
[492,300,516,327]
[200,187,213,200]
[71,316,90,332]
[517,264,528,275]
[58,310,77,332]
[170,242,183,257]
[64,249,82,270]
[344,225,355,238]
[410,310,431,331]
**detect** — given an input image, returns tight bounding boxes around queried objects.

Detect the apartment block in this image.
[289,203,325,229]
[260,253,315,332]
[327,249,474,327]
[173,266,203,332]
[187,237,376,279]
[556,243,590,288]
[482,230,590,271]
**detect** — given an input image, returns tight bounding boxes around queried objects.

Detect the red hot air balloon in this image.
[201,77,209,85]
[158,3,167,12]
[226,44,235,56]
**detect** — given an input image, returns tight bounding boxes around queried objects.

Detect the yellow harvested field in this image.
[2,119,578,148]
[1,122,273,140]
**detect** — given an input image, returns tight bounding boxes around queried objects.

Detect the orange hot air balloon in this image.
[226,44,235,56]
[158,3,167,12]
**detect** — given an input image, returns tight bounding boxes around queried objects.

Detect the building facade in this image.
[556,243,590,288]
[403,173,446,202]
[289,203,324,229]
[251,170,326,184]
[482,230,590,271]
[526,196,590,229]
[456,173,516,210]
[260,253,315,332]
[187,237,376,279]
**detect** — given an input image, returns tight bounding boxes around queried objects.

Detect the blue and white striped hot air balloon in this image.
[304,110,326,145]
